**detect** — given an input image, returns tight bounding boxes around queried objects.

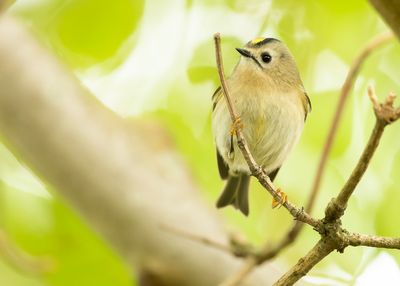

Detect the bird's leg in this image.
[271,188,288,209]
[230,116,244,136]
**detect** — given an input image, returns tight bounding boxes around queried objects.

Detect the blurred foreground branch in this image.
[1,11,399,286]
[0,16,282,286]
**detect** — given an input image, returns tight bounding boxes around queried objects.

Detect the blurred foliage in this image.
[1,0,400,285]
[11,0,144,70]
[0,180,132,286]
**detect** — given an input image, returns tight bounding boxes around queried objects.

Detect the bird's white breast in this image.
[212,79,305,176]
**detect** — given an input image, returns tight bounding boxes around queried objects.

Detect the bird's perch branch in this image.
[214,32,322,286]
[273,239,335,286]
[218,31,394,286]
[214,32,400,286]
[270,11,400,273]
[1,11,400,286]
[213,33,321,231]
[274,87,400,285]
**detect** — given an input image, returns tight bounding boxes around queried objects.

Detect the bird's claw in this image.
[230,117,244,136]
[271,188,288,209]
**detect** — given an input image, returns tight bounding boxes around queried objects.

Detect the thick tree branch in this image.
[275,229,400,286]
[1,13,399,286]
[0,16,281,286]
[275,228,400,285]
[273,239,335,286]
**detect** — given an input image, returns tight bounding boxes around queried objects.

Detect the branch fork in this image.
[212,33,400,286]
[166,33,400,286]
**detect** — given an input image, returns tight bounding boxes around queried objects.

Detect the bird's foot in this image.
[230,117,244,136]
[271,188,287,209]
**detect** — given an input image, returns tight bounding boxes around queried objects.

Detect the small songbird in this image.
[212,37,311,216]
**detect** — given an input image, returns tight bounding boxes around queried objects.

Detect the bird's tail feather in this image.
[216,174,250,216]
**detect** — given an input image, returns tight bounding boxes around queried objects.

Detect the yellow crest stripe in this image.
[251,37,266,45]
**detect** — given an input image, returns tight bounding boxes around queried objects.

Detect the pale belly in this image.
[212,91,305,175]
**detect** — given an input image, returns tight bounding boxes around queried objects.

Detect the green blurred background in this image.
[1,0,400,285]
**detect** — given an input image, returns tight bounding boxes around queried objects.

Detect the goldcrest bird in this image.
[212,37,311,216]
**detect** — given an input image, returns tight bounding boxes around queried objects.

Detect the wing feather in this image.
[212,86,222,111]
[301,92,312,121]
[216,148,229,179]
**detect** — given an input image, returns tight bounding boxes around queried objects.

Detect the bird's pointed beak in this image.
[236,48,252,58]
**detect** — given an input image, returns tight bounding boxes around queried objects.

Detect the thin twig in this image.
[218,257,257,286]
[217,33,395,284]
[368,86,400,123]
[275,89,400,285]
[215,33,393,285]
[348,232,400,249]
[213,32,322,286]
[214,32,400,286]
[213,33,321,230]
[325,119,385,219]
[160,224,231,253]
[325,86,400,221]
[236,33,394,284]
[308,31,393,216]
[0,230,53,275]
[220,229,304,286]
[214,34,239,124]
[216,31,324,284]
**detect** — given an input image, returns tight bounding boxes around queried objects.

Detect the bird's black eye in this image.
[261,52,272,63]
